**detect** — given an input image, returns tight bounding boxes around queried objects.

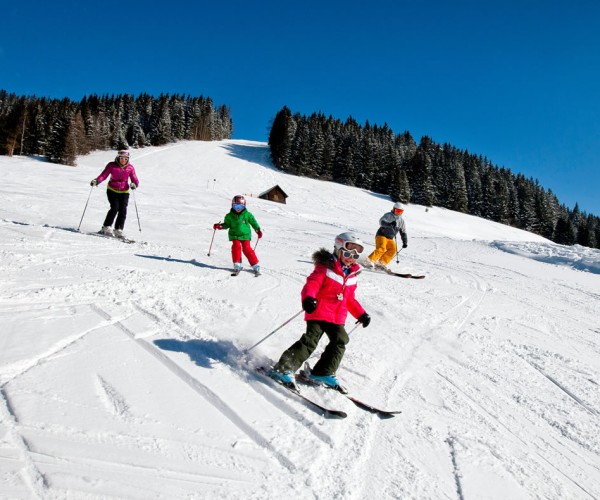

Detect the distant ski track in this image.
[0,304,119,386]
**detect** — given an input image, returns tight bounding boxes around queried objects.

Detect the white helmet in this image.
[393,202,405,215]
[334,232,364,255]
[116,150,130,162]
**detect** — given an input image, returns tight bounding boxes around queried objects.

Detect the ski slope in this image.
[1,140,599,499]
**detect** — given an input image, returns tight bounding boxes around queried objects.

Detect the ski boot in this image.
[308,372,348,394]
[268,369,297,390]
[231,263,243,276]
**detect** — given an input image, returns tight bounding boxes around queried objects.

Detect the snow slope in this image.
[1,140,599,500]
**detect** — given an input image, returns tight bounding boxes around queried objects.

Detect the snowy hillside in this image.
[1,140,599,500]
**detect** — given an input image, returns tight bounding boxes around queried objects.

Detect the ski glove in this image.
[130,183,137,190]
[356,312,371,328]
[213,223,223,230]
[402,243,407,248]
[90,179,98,186]
[302,297,318,314]
[256,229,263,238]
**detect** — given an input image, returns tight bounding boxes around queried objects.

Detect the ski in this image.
[387,271,425,279]
[231,268,261,277]
[296,368,401,419]
[256,367,347,419]
[87,232,137,244]
[361,266,425,279]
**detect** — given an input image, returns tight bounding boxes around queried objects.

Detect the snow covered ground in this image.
[1,140,599,500]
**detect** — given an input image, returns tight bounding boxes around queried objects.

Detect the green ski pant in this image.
[273,320,349,376]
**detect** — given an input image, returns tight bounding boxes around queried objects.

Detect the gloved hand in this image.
[356,312,371,328]
[256,229,263,239]
[402,243,407,248]
[130,183,137,190]
[302,297,318,314]
[213,223,223,230]
[90,179,98,186]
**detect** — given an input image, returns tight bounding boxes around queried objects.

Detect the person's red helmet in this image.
[232,195,246,206]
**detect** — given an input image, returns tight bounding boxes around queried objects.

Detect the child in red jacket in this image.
[269,232,370,392]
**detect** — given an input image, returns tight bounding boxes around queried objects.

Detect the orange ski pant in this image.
[368,235,397,265]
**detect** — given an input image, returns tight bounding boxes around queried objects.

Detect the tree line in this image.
[0,90,232,166]
[268,106,599,249]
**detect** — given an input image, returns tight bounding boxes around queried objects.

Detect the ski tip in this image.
[377,412,400,420]
[328,410,348,419]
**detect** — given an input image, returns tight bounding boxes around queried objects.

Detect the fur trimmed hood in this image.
[312,248,336,268]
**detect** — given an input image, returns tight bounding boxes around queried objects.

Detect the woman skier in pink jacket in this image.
[90,150,139,239]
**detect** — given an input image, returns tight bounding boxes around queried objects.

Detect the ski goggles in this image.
[232,204,245,211]
[394,208,404,215]
[343,241,364,254]
[341,249,361,260]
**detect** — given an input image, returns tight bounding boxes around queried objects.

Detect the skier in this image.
[269,232,371,392]
[365,202,408,270]
[90,150,139,239]
[213,195,262,275]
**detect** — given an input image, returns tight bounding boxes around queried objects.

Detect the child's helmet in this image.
[334,232,364,254]
[232,195,246,206]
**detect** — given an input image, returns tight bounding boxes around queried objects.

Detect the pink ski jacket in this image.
[96,162,139,193]
[301,249,365,325]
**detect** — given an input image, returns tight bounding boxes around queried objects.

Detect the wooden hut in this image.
[258,185,288,204]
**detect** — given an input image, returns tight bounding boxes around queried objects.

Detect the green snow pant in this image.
[273,320,349,376]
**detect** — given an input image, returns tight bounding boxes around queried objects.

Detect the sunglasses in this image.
[341,249,360,260]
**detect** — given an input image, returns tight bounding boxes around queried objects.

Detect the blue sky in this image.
[3,0,600,216]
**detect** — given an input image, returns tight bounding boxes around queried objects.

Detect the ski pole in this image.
[132,189,141,232]
[253,237,260,251]
[208,223,220,256]
[244,309,303,353]
[77,185,94,231]
[347,324,360,335]
[394,245,403,263]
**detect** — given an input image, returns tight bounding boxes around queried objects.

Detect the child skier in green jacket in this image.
[213,195,263,275]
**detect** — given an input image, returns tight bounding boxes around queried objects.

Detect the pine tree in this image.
[268,106,295,170]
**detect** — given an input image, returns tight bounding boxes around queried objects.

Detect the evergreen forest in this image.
[268,106,600,249]
[0,90,598,249]
[0,90,232,166]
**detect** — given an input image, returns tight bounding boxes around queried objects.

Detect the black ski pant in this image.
[273,320,349,376]
[103,190,130,230]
